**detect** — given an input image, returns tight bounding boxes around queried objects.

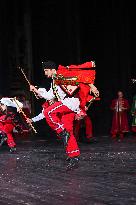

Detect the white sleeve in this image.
[14,99,23,111]
[38,87,55,100]
[31,112,45,122]
[0,98,16,107]
[0,98,23,112]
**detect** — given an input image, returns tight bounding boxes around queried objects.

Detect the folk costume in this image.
[0,97,23,152]
[29,61,96,169]
[74,115,93,142]
[131,94,136,132]
[74,95,95,142]
[74,93,100,142]
[37,62,95,161]
[110,97,129,138]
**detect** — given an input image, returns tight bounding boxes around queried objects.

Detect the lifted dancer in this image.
[29,60,99,169]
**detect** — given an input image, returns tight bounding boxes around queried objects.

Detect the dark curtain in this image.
[0,0,135,135]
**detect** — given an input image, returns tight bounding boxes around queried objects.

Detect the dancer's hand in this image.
[26,118,33,124]
[85,106,88,111]
[30,85,42,98]
[93,89,99,97]
[91,61,96,67]
[17,108,22,113]
[75,110,87,120]
[89,84,99,97]
[30,85,37,92]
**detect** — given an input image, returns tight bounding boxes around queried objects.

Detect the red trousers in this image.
[0,122,16,148]
[74,115,93,140]
[44,101,80,158]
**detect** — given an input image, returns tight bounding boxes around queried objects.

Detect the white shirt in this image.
[0,97,23,112]
[38,83,80,113]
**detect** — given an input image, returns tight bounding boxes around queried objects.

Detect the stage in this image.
[0,135,136,205]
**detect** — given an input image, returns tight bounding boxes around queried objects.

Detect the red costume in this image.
[38,62,95,159]
[57,62,95,85]
[74,115,93,141]
[110,98,129,138]
[0,114,16,148]
[74,95,99,141]
[44,102,80,158]
[0,97,24,151]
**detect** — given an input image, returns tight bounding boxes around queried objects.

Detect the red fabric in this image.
[110,99,129,136]
[74,92,98,140]
[86,95,94,102]
[57,64,95,84]
[75,84,99,112]
[0,115,16,147]
[78,83,90,111]
[61,113,80,157]
[42,70,96,157]
[68,62,94,69]
[74,115,93,140]
[85,116,93,139]
[42,101,50,109]
[59,62,94,70]
[43,101,80,158]
[74,120,81,140]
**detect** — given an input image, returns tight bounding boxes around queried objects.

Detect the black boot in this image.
[9,147,16,153]
[66,156,71,161]
[0,132,7,146]
[59,130,70,146]
[66,157,79,170]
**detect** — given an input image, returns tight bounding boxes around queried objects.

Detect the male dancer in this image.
[29,61,99,168]
[0,97,23,152]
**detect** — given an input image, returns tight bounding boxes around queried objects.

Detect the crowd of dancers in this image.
[0,60,135,169]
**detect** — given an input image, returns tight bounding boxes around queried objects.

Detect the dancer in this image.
[131,94,136,133]
[29,60,99,169]
[110,91,129,139]
[0,97,23,152]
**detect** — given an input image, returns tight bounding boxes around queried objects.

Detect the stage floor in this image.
[0,135,136,205]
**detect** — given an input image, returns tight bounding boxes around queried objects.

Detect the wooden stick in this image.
[87,97,96,109]
[12,97,37,134]
[18,66,39,99]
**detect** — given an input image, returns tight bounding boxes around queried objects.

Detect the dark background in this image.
[0,0,135,136]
